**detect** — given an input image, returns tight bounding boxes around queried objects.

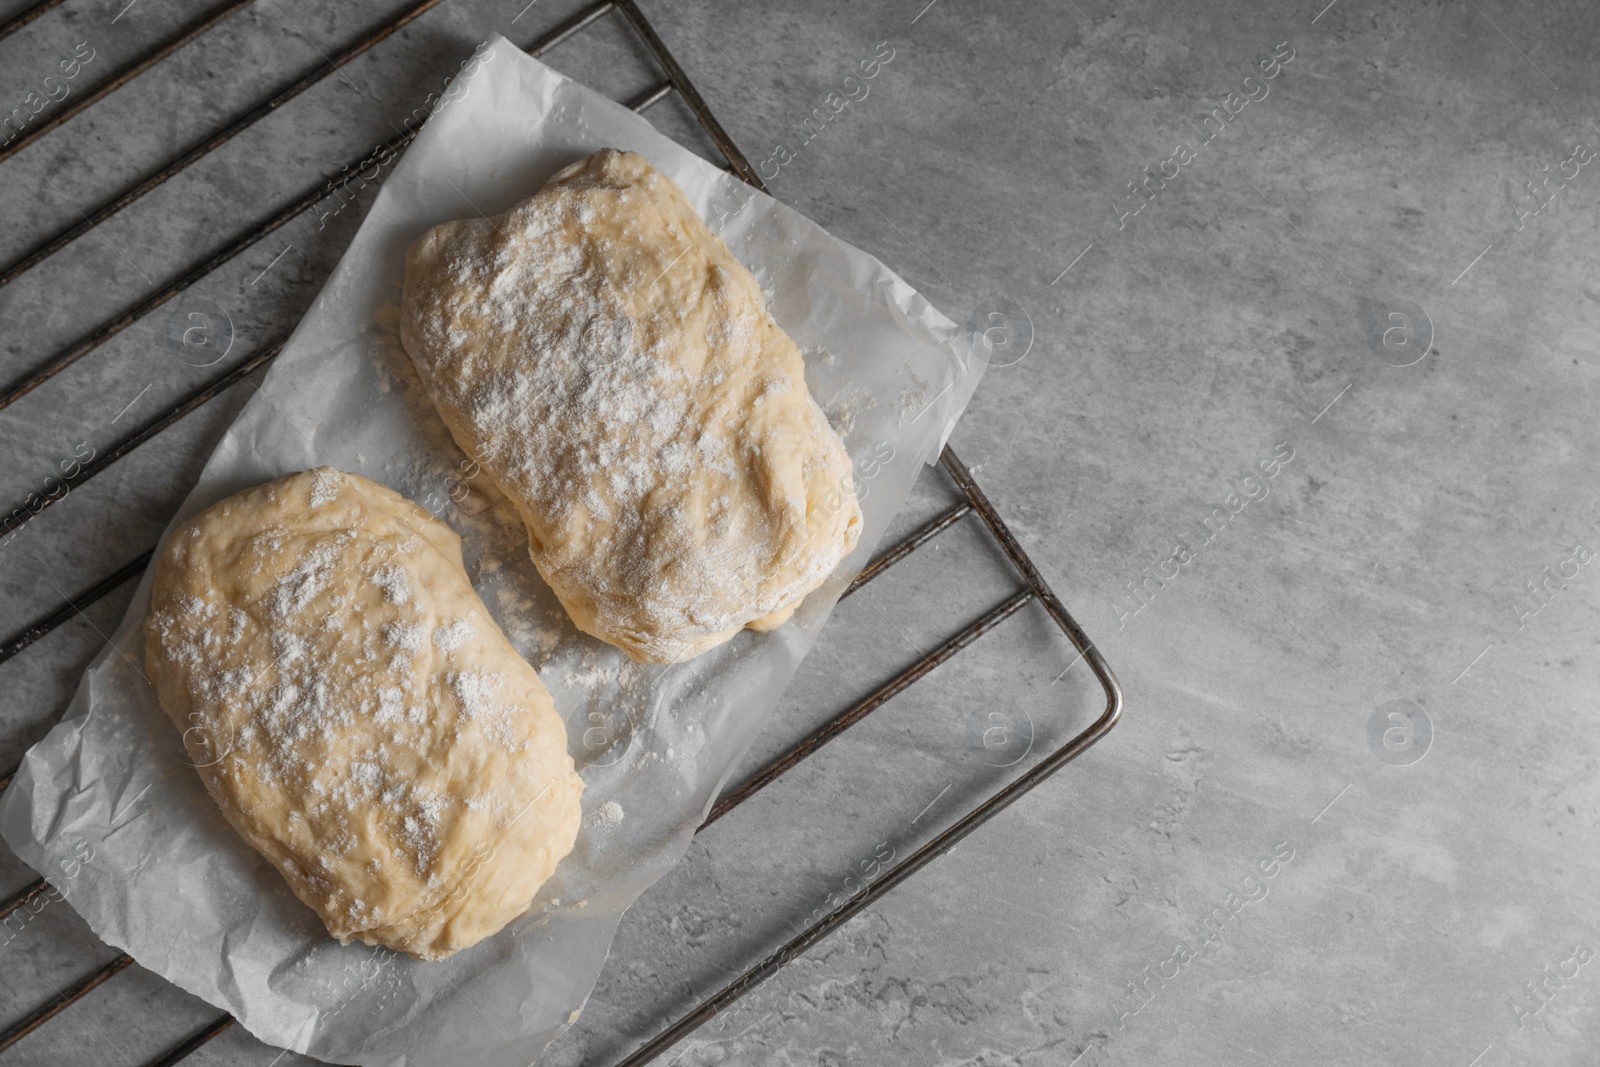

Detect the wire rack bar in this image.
[145,1015,236,1067]
[941,448,1099,653]
[0,0,66,42]
[0,0,448,290]
[705,583,1033,828]
[611,0,763,190]
[843,501,970,596]
[0,0,255,165]
[144,1017,235,1067]
[0,953,132,1053]
[0,155,374,412]
[0,877,47,922]
[0,340,282,545]
[0,549,151,668]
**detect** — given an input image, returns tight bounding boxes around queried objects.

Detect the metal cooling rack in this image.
[0,1,1124,1063]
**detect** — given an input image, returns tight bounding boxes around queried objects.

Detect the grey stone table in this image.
[1,0,1598,1063]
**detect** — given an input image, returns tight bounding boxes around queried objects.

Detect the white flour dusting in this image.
[593,801,623,830]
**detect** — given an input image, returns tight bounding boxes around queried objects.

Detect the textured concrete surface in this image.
[3,0,1600,1064]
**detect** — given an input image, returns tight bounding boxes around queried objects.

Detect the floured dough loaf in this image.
[399,148,862,663]
[144,467,583,960]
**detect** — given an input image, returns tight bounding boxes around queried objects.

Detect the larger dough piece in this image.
[145,468,583,960]
[400,148,862,663]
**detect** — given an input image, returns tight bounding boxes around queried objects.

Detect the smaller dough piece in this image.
[400,148,863,664]
[144,468,583,961]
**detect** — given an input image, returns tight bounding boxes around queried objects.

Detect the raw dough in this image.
[144,468,583,960]
[399,148,862,663]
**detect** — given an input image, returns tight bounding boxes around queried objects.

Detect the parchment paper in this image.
[0,36,984,1066]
